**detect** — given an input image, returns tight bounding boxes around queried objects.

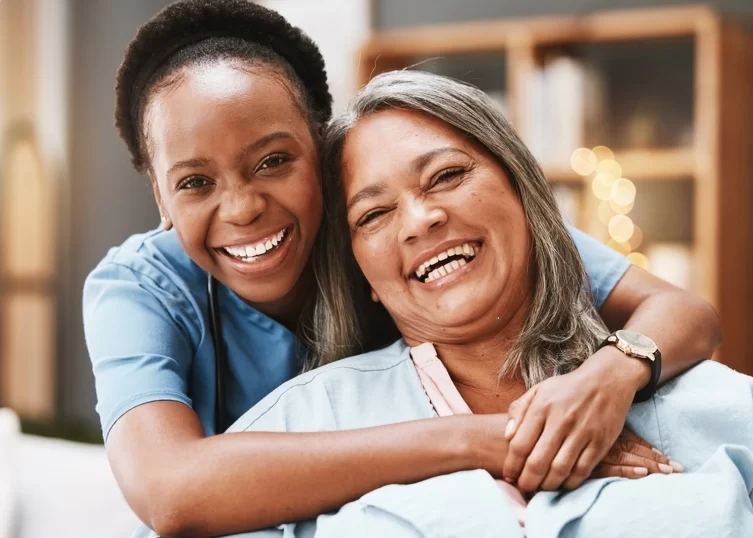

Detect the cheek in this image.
[352,233,401,292]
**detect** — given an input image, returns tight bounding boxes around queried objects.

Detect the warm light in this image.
[610,178,636,206]
[627,252,649,270]
[608,214,634,242]
[607,239,631,255]
[628,225,643,250]
[596,159,622,179]
[570,148,598,176]
[592,145,614,161]
[609,199,634,215]
[598,201,614,225]
[591,173,615,200]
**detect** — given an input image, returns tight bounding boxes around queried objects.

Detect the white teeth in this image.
[415,242,479,282]
[223,228,288,261]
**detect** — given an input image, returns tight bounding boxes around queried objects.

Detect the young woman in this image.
[84,1,720,536]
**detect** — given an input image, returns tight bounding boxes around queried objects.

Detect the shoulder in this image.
[84,228,208,309]
[227,340,434,432]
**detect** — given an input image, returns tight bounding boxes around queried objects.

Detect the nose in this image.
[397,197,448,243]
[217,182,267,226]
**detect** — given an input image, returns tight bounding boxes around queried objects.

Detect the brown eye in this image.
[178,176,211,190]
[258,153,290,171]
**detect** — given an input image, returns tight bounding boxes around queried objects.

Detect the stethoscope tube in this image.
[207,274,227,433]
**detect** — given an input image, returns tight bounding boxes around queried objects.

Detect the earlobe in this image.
[160,215,173,231]
[151,175,173,231]
[370,288,380,303]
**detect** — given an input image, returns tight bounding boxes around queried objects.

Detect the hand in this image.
[502,347,644,492]
[592,428,683,479]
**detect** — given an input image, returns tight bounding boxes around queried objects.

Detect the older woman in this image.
[134,70,752,538]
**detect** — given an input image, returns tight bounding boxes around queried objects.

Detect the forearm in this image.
[130,417,478,537]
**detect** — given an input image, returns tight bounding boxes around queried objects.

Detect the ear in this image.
[370,288,380,303]
[150,175,173,231]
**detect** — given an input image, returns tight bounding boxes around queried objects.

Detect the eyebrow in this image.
[166,131,295,177]
[410,147,463,174]
[346,182,387,212]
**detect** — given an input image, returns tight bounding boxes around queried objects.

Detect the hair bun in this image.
[116,0,332,172]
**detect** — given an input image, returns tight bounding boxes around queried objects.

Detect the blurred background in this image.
[0,0,751,535]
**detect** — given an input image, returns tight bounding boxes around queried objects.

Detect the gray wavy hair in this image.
[308,70,607,387]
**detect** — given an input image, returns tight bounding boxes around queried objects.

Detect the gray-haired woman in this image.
[162,70,752,537]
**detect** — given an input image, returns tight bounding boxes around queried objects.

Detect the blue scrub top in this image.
[83,226,629,440]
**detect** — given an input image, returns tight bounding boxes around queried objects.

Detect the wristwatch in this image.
[598,330,662,403]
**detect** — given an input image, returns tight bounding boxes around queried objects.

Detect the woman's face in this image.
[145,61,322,309]
[342,109,533,344]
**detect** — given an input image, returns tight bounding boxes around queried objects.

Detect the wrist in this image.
[587,345,651,394]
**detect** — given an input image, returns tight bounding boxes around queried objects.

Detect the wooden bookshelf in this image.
[360,5,753,374]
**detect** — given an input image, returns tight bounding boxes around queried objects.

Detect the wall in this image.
[61,0,174,425]
[374,0,753,28]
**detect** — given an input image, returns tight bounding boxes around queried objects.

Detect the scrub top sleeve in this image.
[568,225,631,310]
[83,262,196,441]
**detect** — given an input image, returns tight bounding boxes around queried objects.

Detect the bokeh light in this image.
[592,145,614,161]
[608,214,634,242]
[598,201,614,225]
[627,252,649,270]
[570,148,598,176]
[607,239,631,255]
[591,173,615,200]
[627,225,643,250]
[610,178,636,206]
[596,159,622,180]
[609,198,634,214]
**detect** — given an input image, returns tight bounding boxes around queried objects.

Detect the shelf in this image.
[544,148,695,183]
[362,5,715,61]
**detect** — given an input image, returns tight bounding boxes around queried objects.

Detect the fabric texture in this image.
[83,227,302,439]
[0,408,19,538]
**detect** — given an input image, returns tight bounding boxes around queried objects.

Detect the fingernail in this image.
[658,463,673,474]
[669,460,684,473]
[504,419,516,438]
[651,447,664,455]
[504,477,514,483]
[633,467,648,477]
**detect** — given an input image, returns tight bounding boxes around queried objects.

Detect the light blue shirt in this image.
[83,226,629,439]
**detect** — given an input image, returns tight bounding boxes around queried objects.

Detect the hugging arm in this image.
[503,265,721,492]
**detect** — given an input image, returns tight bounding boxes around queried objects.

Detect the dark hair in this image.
[115,0,332,174]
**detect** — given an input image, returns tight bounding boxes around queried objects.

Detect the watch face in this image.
[616,330,657,355]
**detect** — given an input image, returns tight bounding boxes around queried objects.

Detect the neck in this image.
[424,298,531,415]
[249,262,316,333]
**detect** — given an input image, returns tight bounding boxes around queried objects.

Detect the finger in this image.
[591,463,649,480]
[601,448,674,475]
[539,433,588,491]
[516,417,571,493]
[503,405,545,482]
[620,435,684,472]
[563,442,600,490]
[505,387,538,440]
[605,438,682,473]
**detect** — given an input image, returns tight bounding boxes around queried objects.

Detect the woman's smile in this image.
[214,224,295,277]
[410,240,483,288]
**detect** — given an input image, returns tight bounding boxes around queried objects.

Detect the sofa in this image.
[0,408,139,538]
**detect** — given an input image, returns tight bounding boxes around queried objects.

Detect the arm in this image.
[596,265,722,387]
[108,404,506,537]
[502,266,721,492]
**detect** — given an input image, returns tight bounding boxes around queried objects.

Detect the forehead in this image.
[341,109,477,194]
[146,62,308,163]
